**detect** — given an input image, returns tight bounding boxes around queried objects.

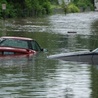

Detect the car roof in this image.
[1,36,33,41]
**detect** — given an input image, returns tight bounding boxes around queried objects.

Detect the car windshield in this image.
[92,48,98,53]
[30,40,41,51]
[0,39,28,49]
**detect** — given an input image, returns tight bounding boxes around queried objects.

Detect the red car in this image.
[0,36,43,56]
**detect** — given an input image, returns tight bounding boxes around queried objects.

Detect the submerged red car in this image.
[0,36,43,56]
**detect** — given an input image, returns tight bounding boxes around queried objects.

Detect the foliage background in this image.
[0,0,58,18]
[0,0,95,18]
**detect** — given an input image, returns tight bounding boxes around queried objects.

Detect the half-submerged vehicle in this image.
[48,48,98,64]
[0,36,44,56]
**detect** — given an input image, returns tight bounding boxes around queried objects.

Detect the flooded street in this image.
[0,12,98,98]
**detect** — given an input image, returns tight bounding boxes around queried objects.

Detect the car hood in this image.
[48,50,92,59]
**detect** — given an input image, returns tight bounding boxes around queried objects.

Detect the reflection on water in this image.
[90,65,98,98]
[0,56,91,98]
[0,12,98,97]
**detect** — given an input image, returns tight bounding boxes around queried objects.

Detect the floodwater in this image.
[0,12,98,98]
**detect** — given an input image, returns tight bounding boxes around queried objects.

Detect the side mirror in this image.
[41,48,48,52]
[89,50,92,52]
[89,49,92,52]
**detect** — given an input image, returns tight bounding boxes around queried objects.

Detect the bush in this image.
[42,1,51,14]
[76,0,94,11]
[6,3,16,18]
[66,3,80,13]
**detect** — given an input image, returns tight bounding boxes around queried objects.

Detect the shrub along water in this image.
[65,3,80,13]
[75,0,94,11]
[62,0,94,14]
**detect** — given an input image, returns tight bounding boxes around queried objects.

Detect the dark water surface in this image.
[0,12,98,98]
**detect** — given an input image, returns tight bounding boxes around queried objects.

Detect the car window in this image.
[31,40,41,51]
[0,39,28,49]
